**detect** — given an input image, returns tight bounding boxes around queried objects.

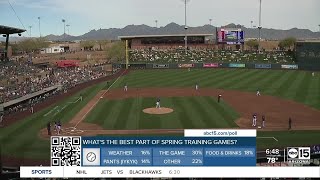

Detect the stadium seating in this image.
[0,60,109,106]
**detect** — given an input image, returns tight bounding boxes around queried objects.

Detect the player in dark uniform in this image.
[288,117,292,130]
[262,115,265,128]
[218,94,222,103]
[46,122,51,135]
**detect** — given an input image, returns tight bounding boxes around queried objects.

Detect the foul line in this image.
[257,136,278,142]
[43,106,59,117]
[44,97,81,117]
[67,97,81,104]
[74,70,127,128]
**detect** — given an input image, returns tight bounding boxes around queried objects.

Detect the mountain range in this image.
[2,23,320,42]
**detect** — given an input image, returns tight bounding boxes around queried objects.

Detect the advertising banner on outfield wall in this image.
[255,64,272,69]
[229,63,246,68]
[153,64,169,68]
[203,63,219,68]
[281,65,298,69]
[178,64,195,68]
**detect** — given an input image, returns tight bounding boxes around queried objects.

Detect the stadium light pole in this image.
[251,21,253,28]
[29,26,32,37]
[209,19,212,26]
[38,17,41,38]
[62,19,66,40]
[155,20,158,28]
[258,0,262,53]
[66,24,70,35]
[183,0,190,54]
[318,24,320,32]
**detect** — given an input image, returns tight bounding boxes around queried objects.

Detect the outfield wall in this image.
[115,63,301,71]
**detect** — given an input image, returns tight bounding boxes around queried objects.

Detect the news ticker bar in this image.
[20,166,320,178]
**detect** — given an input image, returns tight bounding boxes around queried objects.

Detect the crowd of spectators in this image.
[0,60,110,105]
[129,49,295,64]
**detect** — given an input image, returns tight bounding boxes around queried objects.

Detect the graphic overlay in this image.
[287,147,311,165]
[264,148,283,164]
[51,136,81,166]
[20,130,320,178]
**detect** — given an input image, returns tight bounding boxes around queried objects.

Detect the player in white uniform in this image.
[57,121,62,135]
[195,83,199,91]
[312,72,315,77]
[256,89,261,96]
[252,114,257,127]
[156,98,161,108]
[124,83,128,92]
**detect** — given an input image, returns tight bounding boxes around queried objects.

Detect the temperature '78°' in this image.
[267,157,278,163]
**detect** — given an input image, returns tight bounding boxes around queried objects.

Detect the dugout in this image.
[296,41,320,71]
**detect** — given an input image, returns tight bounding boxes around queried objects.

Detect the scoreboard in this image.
[20,129,320,178]
[217,28,244,45]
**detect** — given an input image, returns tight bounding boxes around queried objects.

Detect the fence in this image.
[114,62,300,71]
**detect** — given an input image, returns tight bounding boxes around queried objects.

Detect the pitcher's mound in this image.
[143,107,174,115]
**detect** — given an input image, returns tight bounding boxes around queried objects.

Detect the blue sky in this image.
[1,0,319,37]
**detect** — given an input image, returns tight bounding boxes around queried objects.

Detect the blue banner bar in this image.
[81,137,255,147]
[81,137,256,167]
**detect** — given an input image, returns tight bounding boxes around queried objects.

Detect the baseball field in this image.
[1,68,320,165]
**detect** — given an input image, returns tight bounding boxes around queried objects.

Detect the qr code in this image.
[51,136,81,166]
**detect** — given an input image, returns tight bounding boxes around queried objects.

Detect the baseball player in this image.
[156,98,161,109]
[0,113,3,126]
[256,89,261,96]
[218,94,222,103]
[262,115,265,128]
[30,105,34,114]
[47,122,51,136]
[312,72,315,77]
[288,117,292,130]
[124,83,128,92]
[54,121,57,132]
[252,113,257,127]
[80,93,83,101]
[57,121,62,135]
[195,83,199,91]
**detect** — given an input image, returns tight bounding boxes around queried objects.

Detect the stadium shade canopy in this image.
[0,25,26,35]
[118,34,214,40]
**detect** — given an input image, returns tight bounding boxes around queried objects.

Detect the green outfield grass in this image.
[85,97,239,129]
[111,69,320,109]
[0,69,320,160]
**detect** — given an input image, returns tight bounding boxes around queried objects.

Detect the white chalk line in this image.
[257,136,278,142]
[67,97,81,104]
[43,106,59,117]
[74,70,127,128]
[43,97,81,117]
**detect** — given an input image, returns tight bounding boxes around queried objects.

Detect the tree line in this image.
[246,37,297,51]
